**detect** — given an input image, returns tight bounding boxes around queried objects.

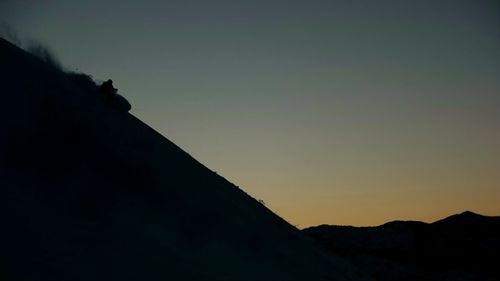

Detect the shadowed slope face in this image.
[0,38,364,281]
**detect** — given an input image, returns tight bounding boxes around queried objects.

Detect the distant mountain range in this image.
[303,211,500,281]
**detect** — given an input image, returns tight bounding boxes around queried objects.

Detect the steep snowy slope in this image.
[0,37,365,281]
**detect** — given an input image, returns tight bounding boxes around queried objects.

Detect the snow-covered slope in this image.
[0,37,365,281]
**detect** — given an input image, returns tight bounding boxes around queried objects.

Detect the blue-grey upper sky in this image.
[2,0,499,226]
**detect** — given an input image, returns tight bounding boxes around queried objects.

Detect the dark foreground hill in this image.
[303,211,500,281]
[0,37,366,281]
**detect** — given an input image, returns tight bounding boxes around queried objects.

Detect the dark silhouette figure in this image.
[99,79,117,103]
[98,78,131,112]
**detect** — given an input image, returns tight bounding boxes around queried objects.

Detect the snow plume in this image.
[0,25,99,93]
[0,23,62,71]
[0,22,21,47]
[25,40,63,72]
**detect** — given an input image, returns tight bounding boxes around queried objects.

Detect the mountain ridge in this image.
[303,211,500,281]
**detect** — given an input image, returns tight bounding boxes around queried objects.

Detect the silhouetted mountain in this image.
[303,211,500,281]
[0,37,367,281]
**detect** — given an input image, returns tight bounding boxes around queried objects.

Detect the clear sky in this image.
[2,0,499,227]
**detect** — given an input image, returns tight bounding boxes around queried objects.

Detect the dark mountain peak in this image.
[460,210,478,216]
[432,210,499,227]
[450,210,482,219]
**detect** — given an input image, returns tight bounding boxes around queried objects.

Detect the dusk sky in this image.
[1,0,499,227]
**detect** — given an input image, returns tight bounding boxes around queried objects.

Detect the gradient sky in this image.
[2,0,499,227]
